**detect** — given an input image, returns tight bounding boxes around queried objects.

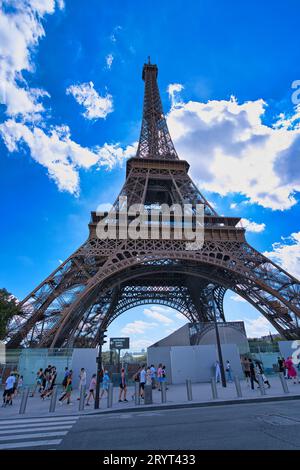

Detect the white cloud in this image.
[66,82,113,120]
[239,218,266,233]
[230,203,237,209]
[0,119,136,194]
[264,232,300,279]
[105,54,114,70]
[144,306,173,325]
[167,83,184,108]
[0,0,63,117]
[242,316,276,338]
[129,339,153,350]
[167,96,300,210]
[121,320,157,335]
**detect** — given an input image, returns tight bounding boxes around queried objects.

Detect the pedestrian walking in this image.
[118,368,128,402]
[131,367,141,400]
[30,368,44,397]
[86,374,97,406]
[249,358,259,390]
[139,365,146,399]
[226,360,233,382]
[277,357,285,373]
[161,365,168,390]
[100,370,110,399]
[146,366,152,386]
[150,364,156,389]
[79,367,87,387]
[283,357,289,378]
[59,370,73,405]
[285,357,299,384]
[157,363,163,391]
[242,357,251,383]
[2,373,16,407]
[12,372,19,398]
[215,360,221,383]
[77,367,87,400]
[42,364,52,392]
[62,367,70,390]
[255,360,271,388]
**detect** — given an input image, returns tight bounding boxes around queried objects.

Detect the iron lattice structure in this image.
[6,61,300,348]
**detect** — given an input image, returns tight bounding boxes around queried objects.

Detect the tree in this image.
[0,288,21,340]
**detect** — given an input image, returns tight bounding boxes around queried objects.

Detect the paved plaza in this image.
[1,376,300,420]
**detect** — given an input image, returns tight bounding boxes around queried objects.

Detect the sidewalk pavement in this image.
[1,376,300,420]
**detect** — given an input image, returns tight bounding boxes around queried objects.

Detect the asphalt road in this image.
[57,400,300,450]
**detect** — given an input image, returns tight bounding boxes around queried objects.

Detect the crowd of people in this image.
[130,363,167,401]
[3,354,300,408]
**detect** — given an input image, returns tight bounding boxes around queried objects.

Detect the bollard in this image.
[211,377,218,400]
[279,372,289,394]
[161,381,167,403]
[49,386,58,413]
[19,387,30,415]
[186,379,193,401]
[107,383,113,408]
[135,382,140,405]
[257,374,266,396]
[234,376,242,398]
[79,385,86,411]
[144,384,153,405]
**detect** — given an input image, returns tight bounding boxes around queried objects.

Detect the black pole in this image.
[212,304,226,388]
[94,343,102,409]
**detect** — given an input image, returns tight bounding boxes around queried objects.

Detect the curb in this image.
[83,393,300,416]
[2,393,300,421]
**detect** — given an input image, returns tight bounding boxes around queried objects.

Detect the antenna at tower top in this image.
[148,56,151,64]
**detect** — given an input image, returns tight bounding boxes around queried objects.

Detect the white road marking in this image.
[0,430,68,441]
[0,416,79,425]
[0,425,73,435]
[0,439,62,450]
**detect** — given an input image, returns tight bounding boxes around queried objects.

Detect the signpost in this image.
[110,338,130,350]
[110,338,129,371]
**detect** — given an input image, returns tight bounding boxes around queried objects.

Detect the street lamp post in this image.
[94,329,107,409]
[211,302,226,388]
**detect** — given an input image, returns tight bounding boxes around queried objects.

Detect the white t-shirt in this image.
[140,369,146,383]
[79,371,87,386]
[5,375,16,390]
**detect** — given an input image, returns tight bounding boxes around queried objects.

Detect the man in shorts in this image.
[2,373,16,406]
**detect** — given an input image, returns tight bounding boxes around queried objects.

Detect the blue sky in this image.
[1,0,300,350]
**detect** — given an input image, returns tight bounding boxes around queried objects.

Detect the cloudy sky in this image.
[1,0,300,350]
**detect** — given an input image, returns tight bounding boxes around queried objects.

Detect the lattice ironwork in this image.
[6,60,300,348]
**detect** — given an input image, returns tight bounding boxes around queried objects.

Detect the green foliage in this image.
[0,288,21,340]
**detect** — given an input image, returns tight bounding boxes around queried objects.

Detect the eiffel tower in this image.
[6,60,300,349]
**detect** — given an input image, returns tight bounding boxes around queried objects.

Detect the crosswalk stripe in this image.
[0,425,73,435]
[0,439,62,450]
[0,431,68,442]
[0,420,77,430]
[0,416,79,425]
[0,414,79,450]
